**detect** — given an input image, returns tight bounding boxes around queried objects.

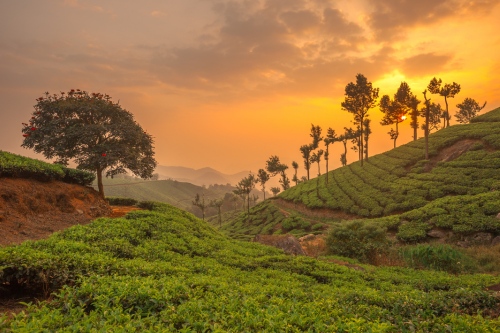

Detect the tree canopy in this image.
[427,77,461,128]
[21,89,157,197]
[341,74,379,166]
[455,98,487,124]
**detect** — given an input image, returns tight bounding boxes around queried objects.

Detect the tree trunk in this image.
[395,121,399,148]
[413,125,417,141]
[360,119,364,166]
[325,146,329,184]
[247,194,250,214]
[444,96,450,128]
[96,168,104,198]
[218,206,222,228]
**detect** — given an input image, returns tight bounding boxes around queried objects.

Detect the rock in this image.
[254,234,305,256]
[496,213,500,220]
[470,232,493,244]
[492,236,500,247]
[299,234,316,242]
[427,229,449,238]
[76,209,84,214]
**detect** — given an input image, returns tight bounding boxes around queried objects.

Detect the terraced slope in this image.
[223,108,500,242]
[1,202,499,331]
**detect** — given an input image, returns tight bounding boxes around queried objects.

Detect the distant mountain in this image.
[155,165,250,186]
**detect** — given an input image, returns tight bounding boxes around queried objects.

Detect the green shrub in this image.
[399,244,474,274]
[107,197,139,206]
[326,220,389,263]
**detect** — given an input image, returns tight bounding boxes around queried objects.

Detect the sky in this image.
[1,0,500,177]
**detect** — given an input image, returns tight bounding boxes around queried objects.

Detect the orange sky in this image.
[1,0,500,178]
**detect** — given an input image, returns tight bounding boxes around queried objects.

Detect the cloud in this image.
[150,10,166,18]
[400,53,453,77]
[368,0,500,40]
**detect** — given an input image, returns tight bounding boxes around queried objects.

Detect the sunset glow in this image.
[1,0,499,177]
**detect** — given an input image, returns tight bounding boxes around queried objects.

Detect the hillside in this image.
[222,108,500,245]
[1,202,499,331]
[0,151,110,246]
[155,165,250,186]
[92,177,264,217]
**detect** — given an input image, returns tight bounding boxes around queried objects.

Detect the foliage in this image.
[1,202,500,332]
[107,197,138,206]
[455,98,487,124]
[326,220,390,263]
[399,244,474,274]
[427,77,461,128]
[21,89,156,197]
[265,155,290,190]
[341,74,379,165]
[0,150,95,186]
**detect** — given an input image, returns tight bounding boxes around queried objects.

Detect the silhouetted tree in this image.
[422,90,431,159]
[408,94,421,141]
[310,149,324,176]
[291,161,299,185]
[338,127,356,167]
[21,89,157,198]
[455,98,487,124]
[192,193,207,221]
[427,77,461,128]
[341,74,379,166]
[421,102,443,134]
[300,144,313,180]
[266,155,290,190]
[234,173,257,214]
[363,119,371,161]
[209,198,224,227]
[310,124,323,149]
[324,128,337,184]
[379,82,411,148]
[257,168,270,200]
[270,187,281,197]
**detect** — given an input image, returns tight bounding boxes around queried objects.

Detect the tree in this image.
[408,94,421,141]
[300,144,313,180]
[455,98,487,124]
[234,173,257,214]
[310,124,323,149]
[192,193,207,221]
[324,128,337,184]
[291,161,299,185]
[338,127,356,166]
[363,119,371,161]
[421,102,443,134]
[379,82,411,148]
[310,149,324,176]
[21,89,156,198]
[341,74,379,166]
[427,77,461,128]
[422,90,431,160]
[266,155,290,191]
[257,168,270,200]
[270,187,281,197]
[209,198,224,227]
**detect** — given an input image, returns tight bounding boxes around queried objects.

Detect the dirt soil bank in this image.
[0,178,111,247]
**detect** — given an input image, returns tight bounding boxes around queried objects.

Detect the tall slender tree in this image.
[300,144,313,180]
[209,198,224,227]
[310,150,324,176]
[427,77,461,128]
[257,168,270,200]
[341,74,379,166]
[192,193,207,221]
[379,82,411,148]
[291,161,299,185]
[422,90,431,159]
[363,119,371,161]
[455,98,487,123]
[234,174,257,214]
[408,94,421,141]
[266,155,290,190]
[310,124,323,149]
[324,128,337,184]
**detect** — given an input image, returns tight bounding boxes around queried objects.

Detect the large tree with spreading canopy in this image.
[21,89,157,198]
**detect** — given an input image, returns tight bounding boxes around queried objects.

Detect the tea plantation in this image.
[222,108,500,243]
[1,202,499,332]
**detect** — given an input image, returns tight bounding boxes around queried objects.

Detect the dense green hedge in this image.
[1,202,499,331]
[0,151,95,186]
[107,196,139,206]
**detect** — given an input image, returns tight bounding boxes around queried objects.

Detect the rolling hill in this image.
[155,165,250,186]
[1,202,499,331]
[222,107,500,245]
